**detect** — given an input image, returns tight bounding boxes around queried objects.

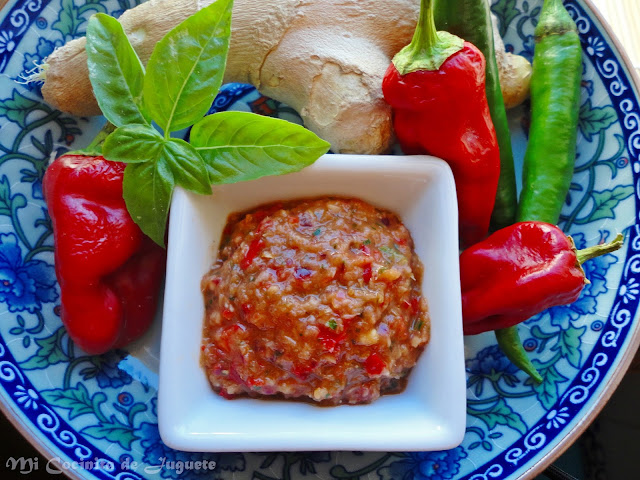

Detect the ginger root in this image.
[491,13,532,109]
[40,0,531,153]
[41,0,418,154]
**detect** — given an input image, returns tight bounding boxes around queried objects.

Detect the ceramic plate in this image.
[0,0,639,479]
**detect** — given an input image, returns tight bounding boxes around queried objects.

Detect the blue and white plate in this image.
[0,0,639,478]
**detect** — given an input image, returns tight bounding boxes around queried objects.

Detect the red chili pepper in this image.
[461,221,624,335]
[43,154,165,355]
[382,0,500,248]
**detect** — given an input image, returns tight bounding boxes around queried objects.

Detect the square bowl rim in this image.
[158,153,466,452]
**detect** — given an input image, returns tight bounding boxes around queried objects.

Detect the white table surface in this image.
[590,0,639,72]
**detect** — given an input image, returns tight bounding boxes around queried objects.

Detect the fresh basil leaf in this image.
[164,139,212,195]
[102,124,164,163]
[123,161,173,247]
[190,112,331,184]
[143,0,233,134]
[104,125,211,245]
[86,13,148,127]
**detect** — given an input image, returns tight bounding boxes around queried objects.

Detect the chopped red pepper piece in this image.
[410,297,421,315]
[363,263,372,283]
[317,324,347,353]
[240,237,265,270]
[364,352,386,375]
[292,360,317,380]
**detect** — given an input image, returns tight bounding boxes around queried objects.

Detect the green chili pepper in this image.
[434,0,517,229]
[497,0,582,382]
[517,0,582,223]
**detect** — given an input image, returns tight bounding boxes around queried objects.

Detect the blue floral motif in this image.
[545,407,570,429]
[0,233,57,313]
[586,36,606,58]
[620,278,640,304]
[378,448,467,480]
[467,345,519,378]
[467,345,521,394]
[14,385,39,410]
[0,30,15,55]
[79,350,133,389]
[138,422,245,479]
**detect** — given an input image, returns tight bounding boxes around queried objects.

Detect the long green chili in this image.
[517,0,582,223]
[434,0,518,229]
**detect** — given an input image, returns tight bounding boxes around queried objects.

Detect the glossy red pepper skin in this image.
[382,42,500,247]
[43,155,166,354]
[461,222,586,335]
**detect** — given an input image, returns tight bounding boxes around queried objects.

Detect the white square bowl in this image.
[158,154,465,452]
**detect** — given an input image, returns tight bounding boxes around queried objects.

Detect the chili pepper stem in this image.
[392,0,464,75]
[574,233,624,266]
[66,121,116,157]
[413,0,438,52]
[537,0,578,38]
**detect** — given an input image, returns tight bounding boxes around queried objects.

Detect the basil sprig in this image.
[85,0,330,246]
